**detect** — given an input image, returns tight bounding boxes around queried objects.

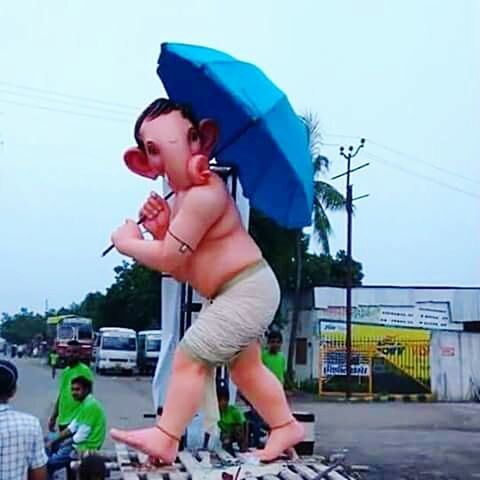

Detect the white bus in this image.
[94,327,137,375]
[137,330,162,374]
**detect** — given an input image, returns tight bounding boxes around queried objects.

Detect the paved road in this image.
[9,356,154,451]
[295,398,480,479]
[6,356,480,479]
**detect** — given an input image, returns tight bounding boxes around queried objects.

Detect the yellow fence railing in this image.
[319,337,431,396]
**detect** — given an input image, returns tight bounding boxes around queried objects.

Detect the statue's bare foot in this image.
[110,426,178,464]
[254,420,304,462]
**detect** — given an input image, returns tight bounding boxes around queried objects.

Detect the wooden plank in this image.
[115,443,132,466]
[137,450,149,465]
[145,472,165,480]
[169,473,190,480]
[264,475,286,480]
[290,464,319,480]
[110,445,355,480]
[214,448,239,466]
[308,463,353,480]
[178,451,203,478]
[197,450,212,467]
[277,469,303,480]
[114,443,140,480]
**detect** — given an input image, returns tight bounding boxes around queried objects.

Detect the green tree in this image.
[77,261,161,331]
[0,309,46,344]
[302,251,363,289]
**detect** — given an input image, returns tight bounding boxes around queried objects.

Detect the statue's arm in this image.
[116,185,227,273]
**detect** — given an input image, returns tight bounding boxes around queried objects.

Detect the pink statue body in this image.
[110,99,304,462]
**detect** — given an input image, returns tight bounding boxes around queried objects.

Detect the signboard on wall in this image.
[322,362,370,377]
[318,321,430,384]
[441,345,456,357]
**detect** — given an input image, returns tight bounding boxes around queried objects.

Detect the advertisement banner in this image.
[319,321,430,385]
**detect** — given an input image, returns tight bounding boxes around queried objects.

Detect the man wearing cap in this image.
[48,340,94,433]
[0,359,48,480]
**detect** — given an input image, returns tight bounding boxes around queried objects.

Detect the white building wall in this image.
[283,309,317,382]
[430,331,480,401]
[286,287,480,384]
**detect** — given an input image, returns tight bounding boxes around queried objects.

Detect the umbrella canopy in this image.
[157,43,313,229]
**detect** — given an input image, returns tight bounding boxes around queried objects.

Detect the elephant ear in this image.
[124,147,162,179]
[198,119,219,158]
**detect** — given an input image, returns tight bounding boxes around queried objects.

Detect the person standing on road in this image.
[48,340,94,433]
[48,350,59,380]
[0,359,48,480]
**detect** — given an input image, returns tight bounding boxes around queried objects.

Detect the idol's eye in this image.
[190,130,199,142]
[146,142,159,155]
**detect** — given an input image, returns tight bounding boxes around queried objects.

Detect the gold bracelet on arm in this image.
[167,229,194,254]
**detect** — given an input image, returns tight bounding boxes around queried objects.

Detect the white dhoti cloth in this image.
[179,258,281,432]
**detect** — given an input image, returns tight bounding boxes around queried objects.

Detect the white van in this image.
[95,327,137,375]
[137,330,162,374]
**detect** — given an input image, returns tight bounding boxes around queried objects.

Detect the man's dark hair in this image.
[217,387,230,402]
[0,360,17,399]
[134,98,198,152]
[72,376,93,394]
[267,330,283,342]
[78,454,106,480]
[67,340,81,347]
[216,380,230,401]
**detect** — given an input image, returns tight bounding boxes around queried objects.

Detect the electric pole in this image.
[332,138,368,398]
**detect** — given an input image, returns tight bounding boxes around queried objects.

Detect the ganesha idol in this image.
[110,98,304,463]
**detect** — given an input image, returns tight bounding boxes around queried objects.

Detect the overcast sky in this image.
[0,0,478,315]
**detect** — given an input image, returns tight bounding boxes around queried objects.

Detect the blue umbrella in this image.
[157,43,313,229]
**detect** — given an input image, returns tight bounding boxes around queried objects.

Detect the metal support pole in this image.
[346,182,353,398]
[338,139,366,399]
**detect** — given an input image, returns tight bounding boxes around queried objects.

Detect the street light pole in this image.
[339,139,366,398]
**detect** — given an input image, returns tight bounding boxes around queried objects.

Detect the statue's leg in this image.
[229,342,304,461]
[111,347,209,463]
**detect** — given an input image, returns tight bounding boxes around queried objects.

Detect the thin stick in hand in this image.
[101,191,174,257]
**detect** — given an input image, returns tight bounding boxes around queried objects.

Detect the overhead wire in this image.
[0,80,138,111]
[325,133,480,186]
[0,98,131,123]
[363,151,480,200]
[0,88,135,118]
[366,138,480,186]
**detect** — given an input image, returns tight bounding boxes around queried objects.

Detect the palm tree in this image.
[286,113,346,383]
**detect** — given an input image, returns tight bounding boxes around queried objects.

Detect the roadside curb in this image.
[319,393,433,403]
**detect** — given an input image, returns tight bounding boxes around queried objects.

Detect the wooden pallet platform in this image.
[71,443,362,480]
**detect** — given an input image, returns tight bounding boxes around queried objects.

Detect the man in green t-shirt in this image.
[246,330,287,448]
[46,376,106,479]
[48,340,94,432]
[48,350,59,379]
[261,330,287,385]
[217,385,247,454]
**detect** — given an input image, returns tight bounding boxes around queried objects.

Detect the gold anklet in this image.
[155,425,181,443]
[270,418,296,430]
